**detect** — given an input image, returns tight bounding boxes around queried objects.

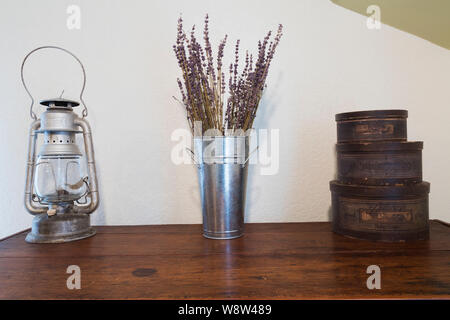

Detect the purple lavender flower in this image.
[174,14,283,134]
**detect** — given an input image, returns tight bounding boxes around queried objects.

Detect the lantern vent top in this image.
[40,98,80,109]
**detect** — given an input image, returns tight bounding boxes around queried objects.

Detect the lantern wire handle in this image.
[20,46,88,120]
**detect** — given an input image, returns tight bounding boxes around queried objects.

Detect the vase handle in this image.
[242,146,259,167]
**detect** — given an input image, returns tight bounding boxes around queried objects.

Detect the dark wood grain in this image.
[0,221,449,300]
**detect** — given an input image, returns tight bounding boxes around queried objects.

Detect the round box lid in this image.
[336,141,423,152]
[330,180,430,197]
[336,109,408,121]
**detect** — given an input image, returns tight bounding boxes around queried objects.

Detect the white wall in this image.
[1,0,449,239]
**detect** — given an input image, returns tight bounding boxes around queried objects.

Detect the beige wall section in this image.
[332,0,450,50]
[0,0,449,239]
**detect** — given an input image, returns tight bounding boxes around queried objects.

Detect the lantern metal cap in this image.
[40,98,80,108]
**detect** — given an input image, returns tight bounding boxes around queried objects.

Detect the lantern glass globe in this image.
[34,155,87,203]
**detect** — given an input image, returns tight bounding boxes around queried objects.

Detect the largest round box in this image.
[330,181,430,242]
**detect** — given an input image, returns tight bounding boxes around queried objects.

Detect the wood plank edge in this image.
[0,229,29,242]
[433,219,450,228]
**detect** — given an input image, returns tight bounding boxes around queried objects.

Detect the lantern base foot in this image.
[25,213,96,244]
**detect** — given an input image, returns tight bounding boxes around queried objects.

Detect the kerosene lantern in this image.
[21,46,99,243]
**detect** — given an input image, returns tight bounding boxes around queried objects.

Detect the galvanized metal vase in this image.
[194,136,249,239]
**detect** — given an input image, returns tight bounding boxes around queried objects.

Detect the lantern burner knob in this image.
[40,98,80,109]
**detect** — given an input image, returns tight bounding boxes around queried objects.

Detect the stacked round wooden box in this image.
[330,110,430,242]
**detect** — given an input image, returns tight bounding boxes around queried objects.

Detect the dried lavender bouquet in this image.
[173,15,283,136]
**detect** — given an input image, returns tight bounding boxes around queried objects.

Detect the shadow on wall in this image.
[245,69,340,223]
[328,143,338,221]
[284,115,336,222]
[245,71,283,222]
[331,0,450,50]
